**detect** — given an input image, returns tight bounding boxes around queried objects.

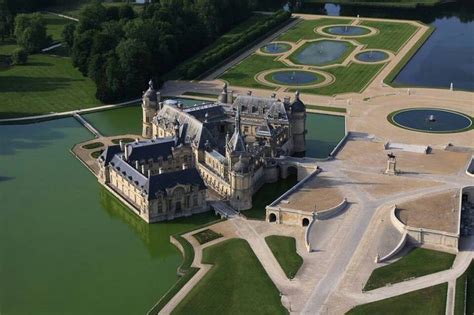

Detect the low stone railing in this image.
[315,198,348,220]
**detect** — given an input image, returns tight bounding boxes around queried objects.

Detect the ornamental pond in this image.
[323,25,370,36]
[292,40,351,66]
[0,105,345,314]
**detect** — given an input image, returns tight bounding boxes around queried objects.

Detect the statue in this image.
[385,152,399,175]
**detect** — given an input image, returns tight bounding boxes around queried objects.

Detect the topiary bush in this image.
[11,48,28,65]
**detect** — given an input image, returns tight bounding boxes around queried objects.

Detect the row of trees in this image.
[69,0,265,103]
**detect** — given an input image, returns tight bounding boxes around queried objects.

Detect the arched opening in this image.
[288,166,298,176]
[302,218,310,227]
[269,213,277,223]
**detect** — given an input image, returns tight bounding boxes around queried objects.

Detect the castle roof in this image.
[291,91,305,113]
[146,168,206,200]
[125,138,176,162]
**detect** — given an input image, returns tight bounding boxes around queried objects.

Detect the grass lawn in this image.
[0,54,99,118]
[301,62,384,96]
[305,0,441,7]
[192,229,223,245]
[454,260,473,315]
[363,248,455,291]
[221,54,283,90]
[43,13,73,43]
[265,235,303,279]
[276,18,352,42]
[306,104,347,113]
[358,20,419,53]
[244,174,298,220]
[219,16,421,96]
[172,238,287,315]
[347,283,448,315]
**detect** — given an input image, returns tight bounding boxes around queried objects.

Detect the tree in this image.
[11,47,27,64]
[116,38,151,97]
[71,29,96,75]
[0,0,13,41]
[77,2,107,33]
[14,13,50,52]
[62,22,76,49]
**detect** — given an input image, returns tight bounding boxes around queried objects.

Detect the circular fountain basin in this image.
[291,40,351,66]
[390,108,473,133]
[324,25,370,36]
[355,50,389,62]
[269,70,321,86]
[261,42,292,54]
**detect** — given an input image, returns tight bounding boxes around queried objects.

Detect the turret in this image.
[142,79,161,138]
[229,155,252,211]
[290,91,306,154]
[218,83,228,104]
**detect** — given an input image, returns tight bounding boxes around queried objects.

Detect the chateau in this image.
[98,80,306,223]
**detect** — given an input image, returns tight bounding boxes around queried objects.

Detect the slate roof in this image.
[125,138,175,162]
[146,168,206,200]
[99,145,122,164]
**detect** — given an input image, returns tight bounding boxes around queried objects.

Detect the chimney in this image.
[158,167,163,174]
[124,144,129,160]
[247,90,252,96]
[135,160,140,169]
[182,163,187,170]
[156,91,161,103]
[141,164,146,174]
[119,140,124,151]
[227,90,233,104]
[147,169,151,178]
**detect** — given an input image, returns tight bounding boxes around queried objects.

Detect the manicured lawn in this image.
[454,260,473,315]
[44,13,73,43]
[244,174,298,220]
[276,18,352,42]
[305,0,441,7]
[363,248,455,291]
[172,238,287,315]
[219,16,422,96]
[347,283,448,315]
[265,235,303,279]
[306,104,347,113]
[0,54,99,118]
[301,62,384,96]
[192,229,223,245]
[82,141,104,149]
[221,54,283,90]
[358,20,419,53]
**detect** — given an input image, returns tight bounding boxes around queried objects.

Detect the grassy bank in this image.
[265,235,303,279]
[454,260,473,315]
[363,248,455,291]
[348,283,448,315]
[172,238,287,315]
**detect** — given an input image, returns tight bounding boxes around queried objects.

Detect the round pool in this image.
[261,43,292,54]
[291,40,351,66]
[269,70,321,86]
[355,50,389,62]
[390,108,473,133]
[324,25,370,36]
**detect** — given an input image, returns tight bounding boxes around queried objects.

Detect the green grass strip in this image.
[172,238,288,315]
[265,235,303,279]
[193,229,223,245]
[385,26,434,86]
[348,282,448,315]
[306,104,347,113]
[454,260,474,315]
[363,248,455,291]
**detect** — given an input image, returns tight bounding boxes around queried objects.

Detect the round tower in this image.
[229,155,252,211]
[142,79,160,138]
[290,91,306,154]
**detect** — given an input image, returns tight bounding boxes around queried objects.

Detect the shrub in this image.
[11,48,28,64]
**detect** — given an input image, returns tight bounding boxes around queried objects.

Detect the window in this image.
[193,195,198,206]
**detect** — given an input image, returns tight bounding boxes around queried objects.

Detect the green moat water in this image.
[0,107,344,313]
[0,118,218,315]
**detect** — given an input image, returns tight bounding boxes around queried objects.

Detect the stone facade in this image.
[144,83,307,212]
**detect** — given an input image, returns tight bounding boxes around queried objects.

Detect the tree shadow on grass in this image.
[0,76,80,92]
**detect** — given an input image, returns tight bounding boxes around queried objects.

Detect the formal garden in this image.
[220,16,425,95]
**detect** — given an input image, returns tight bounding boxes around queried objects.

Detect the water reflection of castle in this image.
[97,81,306,223]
